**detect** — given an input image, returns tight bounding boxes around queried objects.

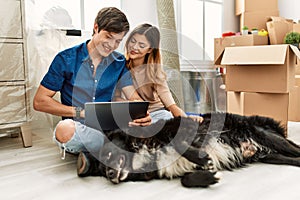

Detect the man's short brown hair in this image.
[93,7,130,35]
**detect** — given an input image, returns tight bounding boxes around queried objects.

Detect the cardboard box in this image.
[215,45,300,93]
[293,23,300,33]
[296,58,300,75]
[214,35,268,64]
[236,0,278,16]
[227,91,288,134]
[240,10,279,32]
[289,86,300,122]
[295,75,300,86]
[266,16,294,45]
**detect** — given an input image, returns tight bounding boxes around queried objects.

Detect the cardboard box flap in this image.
[289,45,300,60]
[220,45,289,65]
[214,35,269,65]
[267,16,289,22]
[214,50,224,65]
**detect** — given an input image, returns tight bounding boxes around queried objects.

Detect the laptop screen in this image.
[84,101,149,131]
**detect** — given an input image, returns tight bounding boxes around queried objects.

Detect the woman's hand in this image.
[188,115,204,123]
[129,111,152,127]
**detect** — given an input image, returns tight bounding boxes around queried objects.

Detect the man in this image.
[33,7,151,161]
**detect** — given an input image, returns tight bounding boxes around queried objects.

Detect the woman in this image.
[115,23,202,123]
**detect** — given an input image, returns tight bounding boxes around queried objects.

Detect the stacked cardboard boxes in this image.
[215,45,300,136]
[213,0,300,129]
[236,0,279,32]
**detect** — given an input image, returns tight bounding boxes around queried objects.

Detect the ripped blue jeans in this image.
[53,119,105,159]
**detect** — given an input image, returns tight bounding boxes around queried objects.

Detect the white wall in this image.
[116,0,159,52]
[121,0,158,31]
[278,0,300,21]
[223,0,239,33]
[121,0,300,34]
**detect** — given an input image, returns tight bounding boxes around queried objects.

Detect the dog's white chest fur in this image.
[205,137,243,170]
[131,137,251,178]
[132,145,198,179]
[156,146,198,178]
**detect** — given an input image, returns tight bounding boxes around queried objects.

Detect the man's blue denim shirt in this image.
[41,40,132,114]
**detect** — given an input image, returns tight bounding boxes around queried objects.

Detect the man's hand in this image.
[129,112,152,127]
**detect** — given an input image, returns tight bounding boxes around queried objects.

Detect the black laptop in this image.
[84,101,149,131]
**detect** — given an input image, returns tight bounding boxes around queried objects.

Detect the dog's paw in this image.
[240,141,257,158]
[181,171,220,188]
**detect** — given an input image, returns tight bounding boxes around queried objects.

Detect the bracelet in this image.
[75,107,82,119]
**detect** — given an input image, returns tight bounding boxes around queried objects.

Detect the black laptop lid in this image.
[84,101,149,131]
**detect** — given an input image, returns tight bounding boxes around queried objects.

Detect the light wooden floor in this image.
[1,122,300,200]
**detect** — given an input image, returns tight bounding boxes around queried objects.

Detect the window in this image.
[175,0,223,67]
[26,0,81,29]
[29,0,121,31]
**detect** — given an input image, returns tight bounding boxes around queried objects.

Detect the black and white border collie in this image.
[83,112,300,188]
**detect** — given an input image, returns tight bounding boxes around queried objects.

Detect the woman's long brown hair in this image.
[125,23,166,83]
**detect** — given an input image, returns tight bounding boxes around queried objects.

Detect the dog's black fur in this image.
[89,112,300,188]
